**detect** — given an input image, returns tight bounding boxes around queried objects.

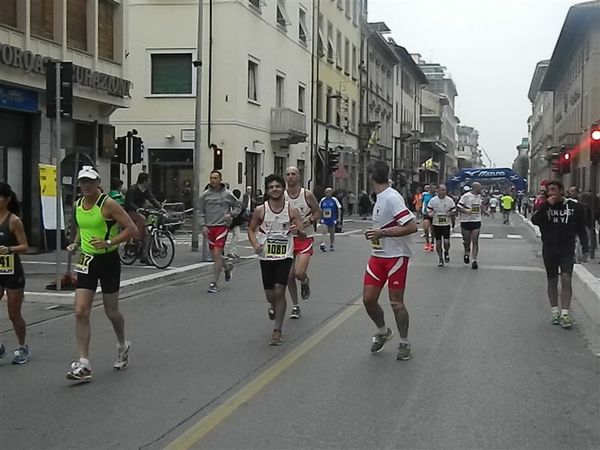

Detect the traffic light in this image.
[327,147,340,174]
[559,150,571,175]
[591,125,600,164]
[132,136,143,164]
[213,145,223,170]
[46,61,73,118]
[115,136,126,163]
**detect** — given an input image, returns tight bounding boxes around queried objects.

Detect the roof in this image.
[540,1,600,91]
[366,23,401,63]
[388,42,428,85]
[528,60,550,102]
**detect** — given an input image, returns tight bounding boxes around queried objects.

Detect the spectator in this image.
[579,192,598,259]
[346,191,356,215]
[242,186,256,214]
[108,178,125,206]
[358,190,371,219]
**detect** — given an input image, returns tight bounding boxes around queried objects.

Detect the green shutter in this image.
[151,54,193,94]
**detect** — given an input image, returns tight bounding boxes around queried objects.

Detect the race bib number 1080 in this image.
[0,254,15,275]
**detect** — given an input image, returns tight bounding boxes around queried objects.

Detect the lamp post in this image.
[191,0,204,252]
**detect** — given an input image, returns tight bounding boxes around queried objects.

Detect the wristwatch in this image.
[106,239,113,247]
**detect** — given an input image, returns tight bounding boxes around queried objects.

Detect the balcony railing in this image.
[271,108,307,145]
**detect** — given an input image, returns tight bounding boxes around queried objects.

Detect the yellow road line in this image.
[164,301,362,450]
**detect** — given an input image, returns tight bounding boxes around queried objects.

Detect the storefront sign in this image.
[39,164,65,231]
[0,41,131,98]
[0,83,38,113]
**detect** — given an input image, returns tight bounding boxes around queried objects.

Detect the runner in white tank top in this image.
[284,167,321,317]
[248,173,305,346]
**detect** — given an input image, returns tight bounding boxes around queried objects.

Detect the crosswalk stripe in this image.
[507,234,523,239]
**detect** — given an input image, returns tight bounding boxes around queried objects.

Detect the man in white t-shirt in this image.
[488,196,498,218]
[427,184,456,267]
[457,182,483,270]
[363,161,417,361]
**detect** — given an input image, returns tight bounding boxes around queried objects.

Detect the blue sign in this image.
[447,167,528,194]
[0,84,38,113]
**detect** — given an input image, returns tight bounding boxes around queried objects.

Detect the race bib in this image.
[74,253,94,274]
[323,209,332,219]
[371,238,382,251]
[470,205,480,214]
[437,215,448,225]
[0,254,15,275]
[265,237,288,258]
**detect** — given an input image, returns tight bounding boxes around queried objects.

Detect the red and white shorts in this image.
[364,256,409,289]
[293,236,314,256]
[207,225,229,250]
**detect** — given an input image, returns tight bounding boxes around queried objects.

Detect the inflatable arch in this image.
[446,168,528,194]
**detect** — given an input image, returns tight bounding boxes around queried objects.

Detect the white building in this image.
[112,0,314,203]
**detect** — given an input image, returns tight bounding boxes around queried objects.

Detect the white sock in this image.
[561,309,569,316]
[80,357,90,366]
[399,337,409,345]
[377,326,388,335]
[552,306,560,314]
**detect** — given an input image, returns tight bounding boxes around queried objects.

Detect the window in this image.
[296,159,305,185]
[98,0,115,60]
[352,45,357,78]
[353,0,358,25]
[67,0,88,51]
[298,84,306,113]
[336,30,343,69]
[351,100,356,132]
[344,38,350,74]
[248,0,260,10]
[31,0,54,40]
[298,8,309,45]
[274,156,286,176]
[327,21,335,62]
[317,82,323,120]
[337,0,343,10]
[151,53,193,95]
[317,14,325,57]
[326,86,333,124]
[335,90,341,127]
[248,59,259,102]
[345,0,351,18]
[275,74,285,108]
[0,1,17,28]
[276,0,290,30]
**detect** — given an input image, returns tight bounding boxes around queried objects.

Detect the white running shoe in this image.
[113,341,131,370]
[67,359,92,381]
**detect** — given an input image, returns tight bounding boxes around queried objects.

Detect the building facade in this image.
[456,125,482,169]
[0,0,130,249]
[539,1,600,193]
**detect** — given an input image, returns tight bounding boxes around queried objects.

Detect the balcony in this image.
[270,108,307,146]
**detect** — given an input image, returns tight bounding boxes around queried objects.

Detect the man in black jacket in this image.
[531,180,589,329]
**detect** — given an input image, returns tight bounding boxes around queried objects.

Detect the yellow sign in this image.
[39,164,57,197]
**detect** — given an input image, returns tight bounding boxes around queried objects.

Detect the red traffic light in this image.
[563,152,570,160]
[591,130,600,141]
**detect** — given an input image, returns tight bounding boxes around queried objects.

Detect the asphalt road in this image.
[1,216,598,450]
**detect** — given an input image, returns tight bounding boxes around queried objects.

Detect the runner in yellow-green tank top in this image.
[65,166,137,382]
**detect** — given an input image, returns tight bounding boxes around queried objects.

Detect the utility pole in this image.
[192,0,204,252]
[54,62,62,291]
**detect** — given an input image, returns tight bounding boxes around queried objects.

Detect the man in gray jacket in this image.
[199,170,242,293]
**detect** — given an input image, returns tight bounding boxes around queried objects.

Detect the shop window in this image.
[151,53,193,95]
[98,0,115,60]
[0,1,17,28]
[31,0,54,40]
[67,0,88,52]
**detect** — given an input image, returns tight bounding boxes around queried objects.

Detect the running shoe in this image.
[207,282,220,293]
[269,329,283,346]
[370,328,393,353]
[551,311,561,325]
[444,252,450,263]
[0,343,5,358]
[471,261,478,270]
[438,259,444,267]
[330,245,335,251]
[320,243,327,252]
[290,305,301,319]
[66,360,92,381]
[423,243,429,251]
[224,263,233,282]
[429,244,435,252]
[268,306,275,320]
[113,341,131,370]
[396,342,412,360]
[560,313,573,329]
[464,254,470,264]
[12,345,30,365]
[300,278,311,300]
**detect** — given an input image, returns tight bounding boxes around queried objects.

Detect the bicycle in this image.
[119,209,176,269]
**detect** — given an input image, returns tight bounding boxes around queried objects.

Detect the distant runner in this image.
[318,188,342,252]
[457,182,483,270]
[427,184,456,267]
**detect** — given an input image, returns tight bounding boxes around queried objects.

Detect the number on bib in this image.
[323,209,332,219]
[371,238,382,251]
[265,243,288,258]
[74,253,94,274]
[437,215,448,225]
[0,254,15,275]
[470,206,480,214]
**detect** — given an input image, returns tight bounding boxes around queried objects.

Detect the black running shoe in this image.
[438,259,444,267]
[224,263,232,282]
[471,260,478,270]
[370,328,393,353]
[290,305,301,319]
[268,307,275,320]
[464,254,470,264]
[300,278,310,300]
[444,252,450,263]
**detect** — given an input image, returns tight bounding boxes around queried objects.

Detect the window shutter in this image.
[98,0,114,60]
[31,0,54,39]
[67,0,88,51]
[0,1,17,28]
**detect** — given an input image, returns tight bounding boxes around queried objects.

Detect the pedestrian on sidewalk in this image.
[531,180,589,329]
[579,191,598,260]
[0,182,30,365]
[199,171,242,293]
[248,173,305,346]
[363,160,417,360]
[358,191,371,219]
[66,166,137,381]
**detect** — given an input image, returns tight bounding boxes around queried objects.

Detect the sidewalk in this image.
[518,212,600,327]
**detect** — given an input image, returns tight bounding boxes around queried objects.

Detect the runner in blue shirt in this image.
[319,187,342,252]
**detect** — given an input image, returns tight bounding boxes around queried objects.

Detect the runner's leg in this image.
[74,289,95,358]
[6,289,26,345]
[329,225,335,247]
[287,260,299,307]
[272,284,287,331]
[102,292,125,345]
[363,285,385,328]
[389,288,409,339]
[211,246,224,283]
[559,273,572,309]
[471,228,481,260]
[547,277,559,307]
[461,227,472,256]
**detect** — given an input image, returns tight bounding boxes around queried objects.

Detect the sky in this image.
[367,0,581,168]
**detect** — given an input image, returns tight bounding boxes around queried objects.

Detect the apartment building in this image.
[113,0,313,201]
[539,1,600,192]
[456,125,481,170]
[0,0,130,248]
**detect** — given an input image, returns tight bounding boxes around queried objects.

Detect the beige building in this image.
[0,0,130,249]
[539,1,600,192]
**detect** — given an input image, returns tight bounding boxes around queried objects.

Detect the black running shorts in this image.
[460,221,481,232]
[542,248,574,279]
[76,250,121,294]
[0,263,25,290]
[259,259,293,290]
[433,225,451,241]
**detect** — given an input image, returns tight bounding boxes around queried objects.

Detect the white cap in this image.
[463,186,471,192]
[77,166,100,180]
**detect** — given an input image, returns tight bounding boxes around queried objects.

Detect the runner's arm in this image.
[379,199,417,238]
[305,190,321,224]
[289,206,306,239]
[530,202,549,226]
[99,198,137,246]
[247,205,265,250]
[7,215,28,254]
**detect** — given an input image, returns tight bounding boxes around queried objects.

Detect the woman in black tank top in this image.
[0,182,30,365]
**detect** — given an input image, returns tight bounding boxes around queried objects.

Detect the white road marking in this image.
[507,234,523,239]
[450,233,494,239]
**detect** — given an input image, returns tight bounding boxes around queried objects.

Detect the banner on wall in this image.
[39,164,65,230]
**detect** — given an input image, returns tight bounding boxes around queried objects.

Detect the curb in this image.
[517,212,600,326]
